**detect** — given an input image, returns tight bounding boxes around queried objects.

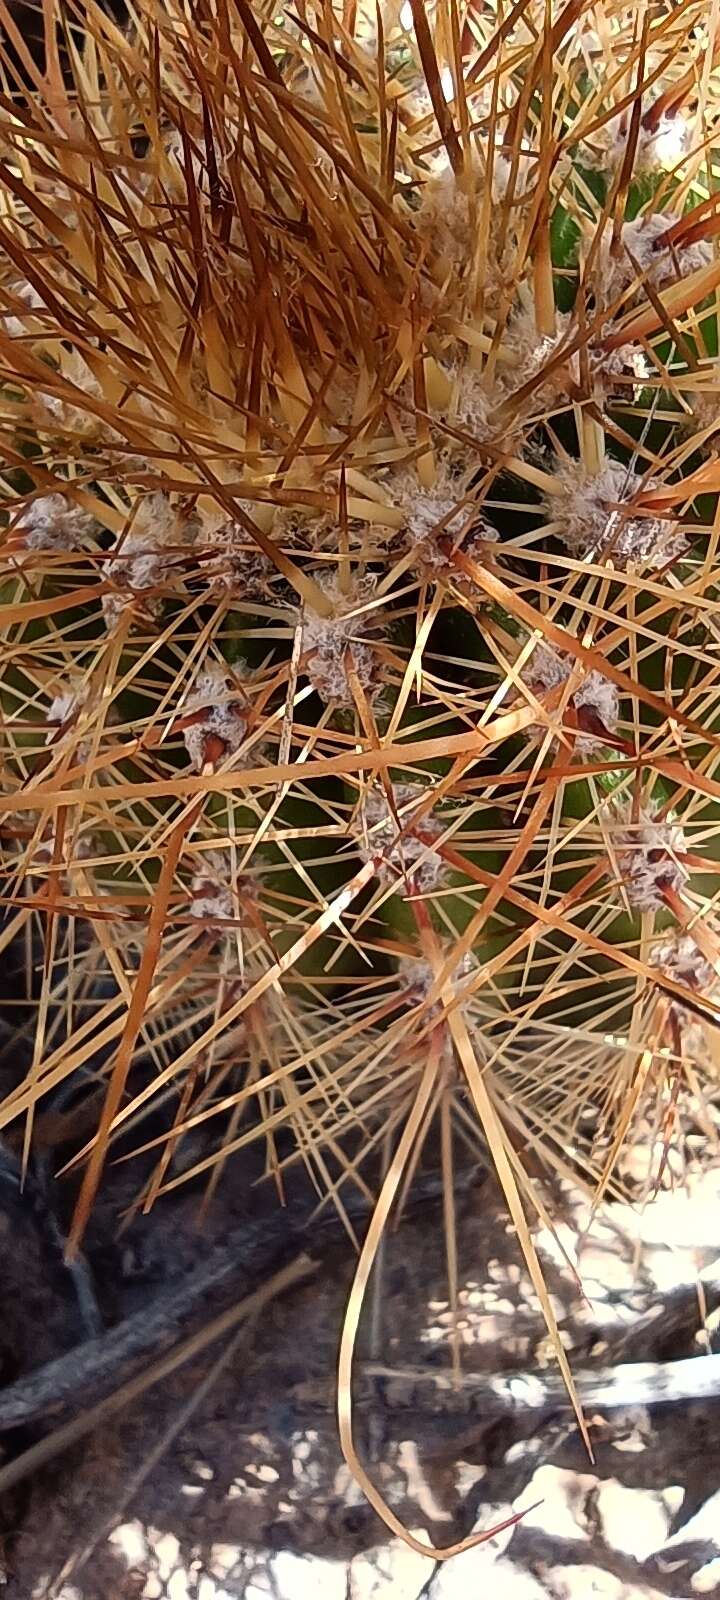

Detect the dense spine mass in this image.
[1,0,720,1549]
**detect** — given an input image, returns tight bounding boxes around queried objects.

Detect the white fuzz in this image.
[500,311,649,405]
[446,358,526,446]
[31,826,96,869]
[398,951,473,1015]
[103,494,185,628]
[394,462,492,567]
[588,339,651,400]
[38,348,108,438]
[195,506,271,597]
[650,934,715,998]
[11,493,98,552]
[412,157,474,268]
[683,389,720,441]
[46,680,90,736]
[558,316,651,400]
[354,783,446,893]
[582,110,691,176]
[3,279,44,337]
[552,459,688,570]
[614,809,688,912]
[163,128,207,193]
[189,850,234,924]
[447,364,494,438]
[302,572,380,705]
[491,150,537,204]
[410,152,506,307]
[521,642,619,754]
[501,306,568,370]
[45,679,94,765]
[497,308,574,414]
[398,957,437,1004]
[47,691,81,730]
[600,212,713,300]
[639,114,692,172]
[182,662,248,771]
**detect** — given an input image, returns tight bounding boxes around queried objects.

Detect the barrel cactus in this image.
[1,0,720,1553]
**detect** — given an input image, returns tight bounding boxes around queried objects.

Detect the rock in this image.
[609,1169,720,1254]
[577,1244,637,1294]
[662,1487,720,1550]
[513,1465,598,1541]
[208,1544,243,1578]
[197,1580,234,1600]
[265,1550,347,1600]
[148,1530,181,1582]
[693,1556,720,1593]
[348,1529,434,1599]
[166,1570,191,1600]
[428,1508,519,1597]
[545,1565,672,1599]
[595,1480,681,1561]
[608,1408,653,1454]
[109,1521,149,1569]
[431,1556,547,1598]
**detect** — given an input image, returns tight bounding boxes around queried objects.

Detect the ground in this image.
[2,1146,720,1600]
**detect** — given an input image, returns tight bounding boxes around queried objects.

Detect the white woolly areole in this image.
[491,150,537,204]
[354,783,446,893]
[195,507,271,597]
[556,315,652,400]
[31,827,96,869]
[398,951,473,1014]
[47,692,80,729]
[496,308,649,406]
[46,679,91,734]
[302,572,380,705]
[394,464,494,568]
[552,459,688,570]
[497,308,572,414]
[521,643,619,754]
[3,279,44,337]
[600,212,713,299]
[410,151,508,310]
[13,493,98,552]
[581,110,692,176]
[412,157,474,267]
[650,933,715,998]
[499,305,639,418]
[189,849,235,924]
[614,810,688,912]
[182,662,248,771]
[443,358,524,449]
[44,678,95,766]
[589,340,651,398]
[39,348,108,438]
[447,364,494,438]
[473,304,645,423]
[683,389,720,440]
[103,494,185,627]
[398,957,437,1005]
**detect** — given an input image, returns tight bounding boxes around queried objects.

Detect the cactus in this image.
[2,0,720,1555]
